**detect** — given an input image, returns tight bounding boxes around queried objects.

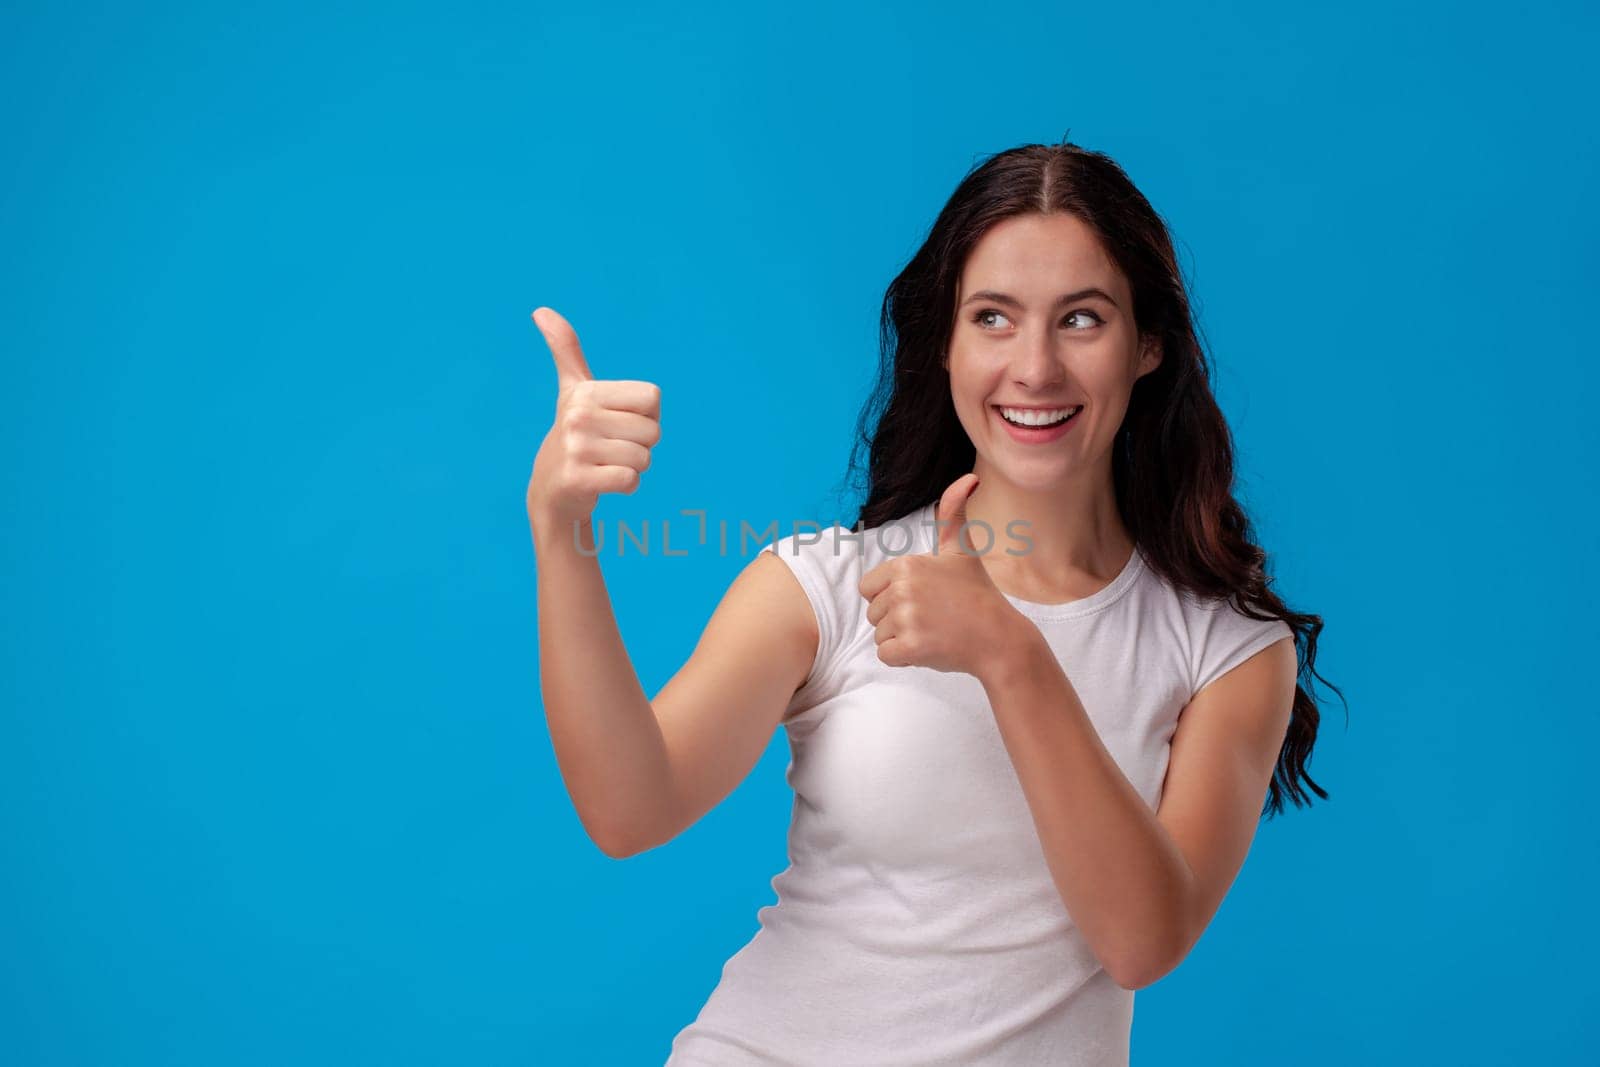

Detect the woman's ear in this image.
[1137,335,1163,378]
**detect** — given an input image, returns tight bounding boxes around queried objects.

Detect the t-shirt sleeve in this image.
[1188,597,1295,700]
[758,525,860,715]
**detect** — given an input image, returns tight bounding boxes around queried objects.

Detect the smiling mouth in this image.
[994,404,1084,428]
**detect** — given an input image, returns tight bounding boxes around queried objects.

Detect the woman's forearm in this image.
[532,512,674,857]
[978,631,1195,989]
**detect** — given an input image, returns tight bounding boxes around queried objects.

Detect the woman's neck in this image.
[942,466,1134,602]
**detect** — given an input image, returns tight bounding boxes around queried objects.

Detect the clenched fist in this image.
[858,473,1030,678]
[527,306,662,537]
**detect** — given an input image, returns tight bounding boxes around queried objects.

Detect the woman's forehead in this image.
[960,214,1126,301]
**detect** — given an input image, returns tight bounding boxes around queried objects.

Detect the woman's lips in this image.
[992,404,1082,444]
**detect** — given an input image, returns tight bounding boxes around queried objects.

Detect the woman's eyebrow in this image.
[960,287,1119,309]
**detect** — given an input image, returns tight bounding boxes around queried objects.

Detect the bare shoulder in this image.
[726,549,820,676]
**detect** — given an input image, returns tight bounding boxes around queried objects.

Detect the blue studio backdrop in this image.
[3,1,1597,1064]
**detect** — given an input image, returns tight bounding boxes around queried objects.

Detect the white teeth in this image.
[999,405,1082,427]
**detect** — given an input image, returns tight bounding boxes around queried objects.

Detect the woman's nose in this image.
[1012,331,1065,388]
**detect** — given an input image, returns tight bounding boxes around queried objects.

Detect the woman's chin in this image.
[978,461,1078,494]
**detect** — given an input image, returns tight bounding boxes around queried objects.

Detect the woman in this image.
[527,139,1340,1065]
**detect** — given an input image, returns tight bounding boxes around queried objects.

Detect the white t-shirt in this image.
[666,501,1293,1066]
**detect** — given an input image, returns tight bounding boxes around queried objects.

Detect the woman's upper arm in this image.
[644,550,818,849]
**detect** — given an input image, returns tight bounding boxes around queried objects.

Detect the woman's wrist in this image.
[975,609,1051,691]
[530,507,594,558]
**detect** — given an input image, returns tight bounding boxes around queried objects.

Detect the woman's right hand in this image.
[526,306,663,536]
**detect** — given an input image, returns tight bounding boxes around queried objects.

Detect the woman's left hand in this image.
[858,473,1032,679]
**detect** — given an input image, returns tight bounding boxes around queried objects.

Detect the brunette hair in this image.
[843,137,1343,817]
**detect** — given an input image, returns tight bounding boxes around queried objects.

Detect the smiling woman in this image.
[527,136,1345,1066]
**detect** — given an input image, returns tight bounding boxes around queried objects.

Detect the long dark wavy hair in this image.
[843,137,1343,817]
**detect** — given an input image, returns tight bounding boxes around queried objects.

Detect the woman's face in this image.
[945,212,1161,492]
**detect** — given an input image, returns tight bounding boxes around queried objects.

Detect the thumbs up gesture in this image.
[527,306,663,533]
[857,473,1027,677]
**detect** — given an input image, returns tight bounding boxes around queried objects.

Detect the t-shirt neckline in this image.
[910,501,1146,621]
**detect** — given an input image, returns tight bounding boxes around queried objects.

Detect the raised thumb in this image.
[936,473,982,554]
[531,306,594,387]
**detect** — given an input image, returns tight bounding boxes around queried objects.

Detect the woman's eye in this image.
[972,308,1103,330]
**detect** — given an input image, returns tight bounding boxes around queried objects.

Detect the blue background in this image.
[4,1,1596,1063]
